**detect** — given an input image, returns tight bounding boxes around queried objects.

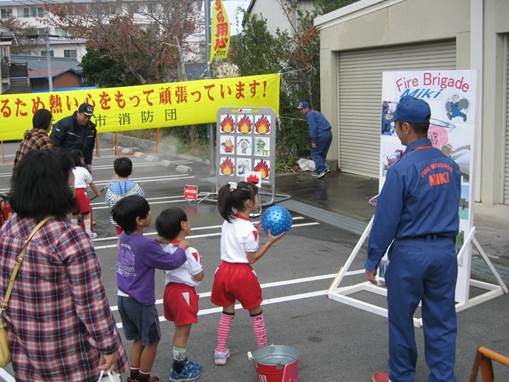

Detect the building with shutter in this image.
[315,0,509,206]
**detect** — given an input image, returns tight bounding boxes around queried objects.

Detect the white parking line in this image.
[0,369,14,382]
[93,217,306,243]
[111,272,335,312]
[0,174,195,193]
[116,290,328,328]
[91,195,184,206]
[94,221,319,250]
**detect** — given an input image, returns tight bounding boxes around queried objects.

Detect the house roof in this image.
[10,54,82,79]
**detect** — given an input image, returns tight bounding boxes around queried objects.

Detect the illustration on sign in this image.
[254,115,271,135]
[381,70,477,303]
[220,114,236,133]
[236,158,252,177]
[219,157,235,176]
[220,135,235,155]
[254,159,270,179]
[236,136,252,156]
[255,137,270,157]
[237,114,253,134]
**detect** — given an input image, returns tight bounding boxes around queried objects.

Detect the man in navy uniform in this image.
[51,103,96,172]
[297,100,332,178]
[367,96,461,382]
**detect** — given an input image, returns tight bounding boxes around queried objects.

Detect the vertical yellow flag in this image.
[210,0,230,62]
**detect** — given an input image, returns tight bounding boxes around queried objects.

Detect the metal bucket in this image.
[248,345,300,382]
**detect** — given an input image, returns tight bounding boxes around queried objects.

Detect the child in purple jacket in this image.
[113,195,189,382]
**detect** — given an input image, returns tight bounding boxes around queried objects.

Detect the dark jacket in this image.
[305,110,331,143]
[50,112,97,165]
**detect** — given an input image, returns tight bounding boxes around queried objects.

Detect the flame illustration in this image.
[237,115,252,134]
[254,160,270,179]
[247,174,260,184]
[220,115,235,133]
[255,116,270,134]
[220,158,235,176]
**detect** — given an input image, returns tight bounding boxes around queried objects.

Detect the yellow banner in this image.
[210,0,230,62]
[0,74,280,141]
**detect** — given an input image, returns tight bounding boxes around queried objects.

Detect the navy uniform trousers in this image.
[386,238,457,382]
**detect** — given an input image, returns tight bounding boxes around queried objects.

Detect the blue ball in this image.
[261,206,292,236]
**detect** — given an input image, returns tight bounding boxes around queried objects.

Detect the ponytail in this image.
[218,181,258,222]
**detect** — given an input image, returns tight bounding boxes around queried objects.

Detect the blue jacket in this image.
[366,138,461,272]
[305,110,331,143]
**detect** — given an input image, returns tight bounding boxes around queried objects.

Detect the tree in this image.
[313,0,359,14]
[46,0,198,85]
[0,18,44,55]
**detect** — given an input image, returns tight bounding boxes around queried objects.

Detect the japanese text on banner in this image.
[0,73,280,141]
[210,0,230,62]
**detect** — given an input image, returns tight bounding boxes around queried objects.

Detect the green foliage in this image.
[231,14,319,171]
[313,0,359,14]
[81,48,140,87]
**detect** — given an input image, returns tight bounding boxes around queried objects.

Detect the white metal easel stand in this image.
[327,217,508,328]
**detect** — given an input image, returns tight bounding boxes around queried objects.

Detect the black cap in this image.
[78,103,94,117]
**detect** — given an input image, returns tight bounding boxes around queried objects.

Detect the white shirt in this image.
[73,166,93,189]
[220,215,259,263]
[164,243,203,287]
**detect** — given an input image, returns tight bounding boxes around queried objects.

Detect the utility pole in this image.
[45,28,53,91]
[205,0,215,175]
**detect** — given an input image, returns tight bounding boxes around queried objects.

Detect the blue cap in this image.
[392,96,431,124]
[297,100,311,110]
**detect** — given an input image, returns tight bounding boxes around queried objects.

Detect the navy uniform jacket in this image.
[366,138,461,272]
[305,110,331,143]
[50,112,97,165]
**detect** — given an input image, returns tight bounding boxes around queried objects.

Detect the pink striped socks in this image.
[250,311,267,348]
[215,311,234,353]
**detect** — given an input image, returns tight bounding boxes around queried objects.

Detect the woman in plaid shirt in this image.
[0,150,128,381]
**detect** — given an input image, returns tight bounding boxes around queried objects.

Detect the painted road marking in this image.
[111,272,336,312]
[94,222,320,250]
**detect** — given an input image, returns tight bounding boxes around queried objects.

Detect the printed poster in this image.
[381,70,477,303]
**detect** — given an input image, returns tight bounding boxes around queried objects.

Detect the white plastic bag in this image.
[297,158,316,172]
[97,370,122,382]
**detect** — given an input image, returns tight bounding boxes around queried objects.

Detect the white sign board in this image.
[380,70,477,303]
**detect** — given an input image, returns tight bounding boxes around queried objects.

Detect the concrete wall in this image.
[482,0,509,204]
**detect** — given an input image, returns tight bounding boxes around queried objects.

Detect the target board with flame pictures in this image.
[217,108,276,189]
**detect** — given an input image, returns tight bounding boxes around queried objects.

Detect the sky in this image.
[223,0,250,35]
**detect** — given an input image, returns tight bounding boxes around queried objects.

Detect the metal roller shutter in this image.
[337,40,456,177]
[505,37,509,204]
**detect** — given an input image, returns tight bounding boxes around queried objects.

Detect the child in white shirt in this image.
[156,207,204,382]
[71,149,100,238]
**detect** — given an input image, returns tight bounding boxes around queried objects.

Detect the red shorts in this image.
[163,283,199,326]
[211,261,262,310]
[74,188,91,214]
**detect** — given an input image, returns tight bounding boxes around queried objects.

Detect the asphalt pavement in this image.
[0,139,508,382]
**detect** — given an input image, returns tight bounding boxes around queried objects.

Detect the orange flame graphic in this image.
[237,115,252,134]
[220,115,235,133]
[255,116,271,134]
[254,160,270,179]
[220,158,234,176]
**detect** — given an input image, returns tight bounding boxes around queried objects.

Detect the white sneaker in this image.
[214,349,230,366]
[87,231,98,239]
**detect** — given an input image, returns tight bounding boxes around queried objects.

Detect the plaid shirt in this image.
[13,129,53,171]
[0,215,128,382]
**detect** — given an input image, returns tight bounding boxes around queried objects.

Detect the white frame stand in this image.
[327,217,508,328]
